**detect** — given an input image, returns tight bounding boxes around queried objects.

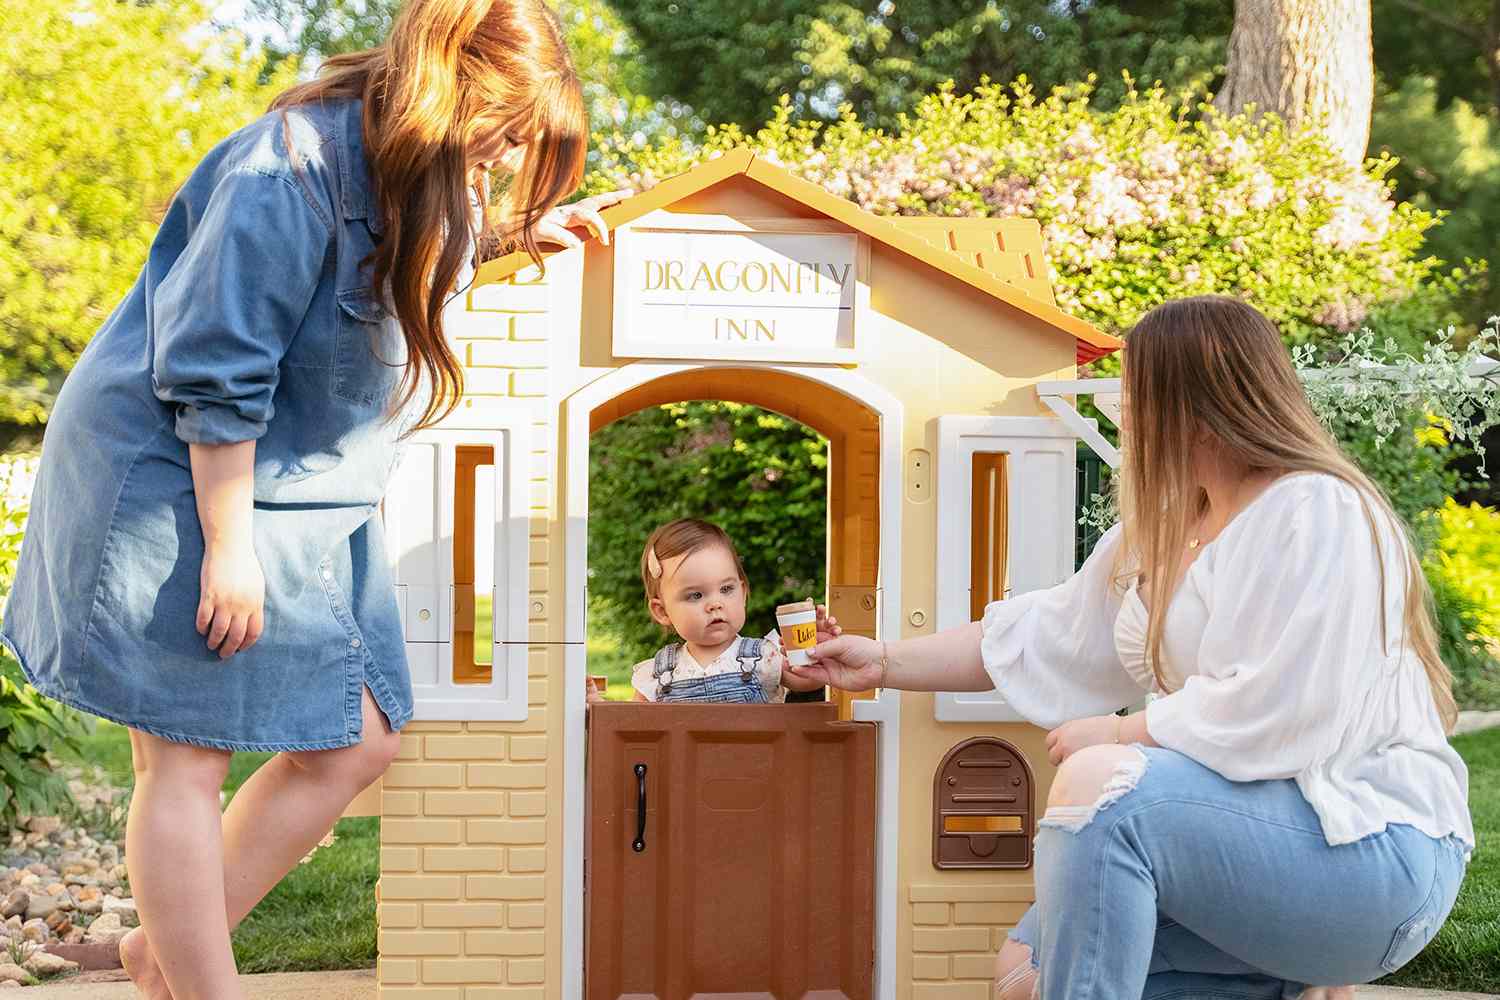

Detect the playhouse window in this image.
[969,452,1009,619]
[453,444,494,683]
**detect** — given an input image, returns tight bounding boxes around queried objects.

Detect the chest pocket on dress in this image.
[334,288,402,407]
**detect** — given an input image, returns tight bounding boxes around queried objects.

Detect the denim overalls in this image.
[652,637,772,704]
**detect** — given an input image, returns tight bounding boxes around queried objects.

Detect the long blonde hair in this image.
[271,0,587,431]
[1118,295,1457,732]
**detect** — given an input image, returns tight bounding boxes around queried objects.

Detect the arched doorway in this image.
[560,361,905,1000]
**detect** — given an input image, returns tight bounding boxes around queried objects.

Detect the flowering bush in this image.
[587,79,1473,349]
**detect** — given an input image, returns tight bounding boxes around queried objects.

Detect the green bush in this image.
[0,456,93,828]
[1428,499,1500,642]
[588,78,1475,350]
[1422,499,1500,711]
[587,403,828,669]
[1336,414,1463,552]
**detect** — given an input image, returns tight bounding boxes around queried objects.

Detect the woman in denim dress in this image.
[0,1,624,995]
[794,297,1472,1000]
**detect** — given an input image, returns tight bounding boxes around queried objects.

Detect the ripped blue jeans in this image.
[1009,746,1468,999]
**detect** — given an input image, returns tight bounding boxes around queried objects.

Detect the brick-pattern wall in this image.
[909,883,1034,1000]
[377,265,559,999]
[376,712,551,998]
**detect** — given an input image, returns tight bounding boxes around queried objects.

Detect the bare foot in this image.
[119,926,173,1000]
[1300,988,1357,1000]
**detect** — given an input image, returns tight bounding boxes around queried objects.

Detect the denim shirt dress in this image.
[0,98,442,751]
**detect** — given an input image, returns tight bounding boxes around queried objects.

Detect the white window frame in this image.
[934,415,1079,722]
[383,417,531,721]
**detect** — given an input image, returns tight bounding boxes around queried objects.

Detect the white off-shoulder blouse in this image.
[980,472,1474,852]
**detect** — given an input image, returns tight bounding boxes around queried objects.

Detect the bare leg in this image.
[122,687,400,999]
[123,732,240,1000]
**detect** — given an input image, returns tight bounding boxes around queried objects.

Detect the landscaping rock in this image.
[85,912,128,945]
[23,818,60,838]
[0,964,28,985]
[20,919,47,944]
[43,941,120,971]
[23,949,76,976]
[102,897,137,927]
[73,887,103,915]
[23,893,58,922]
[0,892,25,920]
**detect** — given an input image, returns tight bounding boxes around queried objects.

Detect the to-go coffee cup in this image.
[775,599,818,666]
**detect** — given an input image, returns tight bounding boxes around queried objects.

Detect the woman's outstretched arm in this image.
[784,621,990,693]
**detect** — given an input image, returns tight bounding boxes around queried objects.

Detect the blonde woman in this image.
[0,2,624,996]
[790,295,1472,1000]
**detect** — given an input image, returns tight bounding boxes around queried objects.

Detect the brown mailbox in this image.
[933,736,1034,870]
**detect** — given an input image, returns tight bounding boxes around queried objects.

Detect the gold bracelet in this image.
[879,640,890,689]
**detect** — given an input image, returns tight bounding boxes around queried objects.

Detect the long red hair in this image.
[271,0,588,431]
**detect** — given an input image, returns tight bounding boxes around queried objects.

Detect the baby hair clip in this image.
[646,546,663,579]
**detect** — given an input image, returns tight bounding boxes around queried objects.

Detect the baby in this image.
[627,518,837,703]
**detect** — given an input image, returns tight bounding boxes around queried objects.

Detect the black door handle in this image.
[632,763,648,853]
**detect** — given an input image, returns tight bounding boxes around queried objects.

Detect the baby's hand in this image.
[815,604,841,642]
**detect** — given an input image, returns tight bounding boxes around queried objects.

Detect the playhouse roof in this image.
[474,148,1121,365]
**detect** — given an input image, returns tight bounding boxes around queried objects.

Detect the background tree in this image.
[244,0,684,155]
[1374,0,1500,112]
[1214,0,1374,165]
[0,0,293,440]
[606,0,1231,130]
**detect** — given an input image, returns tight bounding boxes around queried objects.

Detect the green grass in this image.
[59,719,379,972]
[1378,725,1499,993]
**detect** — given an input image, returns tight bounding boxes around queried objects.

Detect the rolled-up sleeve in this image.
[980,524,1148,729]
[150,168,330,444]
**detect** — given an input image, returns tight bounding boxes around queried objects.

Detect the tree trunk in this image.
[1490,0,1500,115]
[1214,0,1374,166]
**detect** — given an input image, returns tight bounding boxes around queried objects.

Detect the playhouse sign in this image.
[612,216,862,363]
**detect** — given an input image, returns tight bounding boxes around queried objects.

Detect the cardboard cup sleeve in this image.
[775,599,818,666]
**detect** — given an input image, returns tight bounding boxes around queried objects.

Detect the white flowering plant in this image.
[585,77,1479,351]
[1079,319,1499,539]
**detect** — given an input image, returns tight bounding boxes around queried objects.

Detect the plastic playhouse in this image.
[351,148,1120,999]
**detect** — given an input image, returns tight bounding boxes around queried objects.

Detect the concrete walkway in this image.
[13,970,1497,998]
[23,968,374,998]
[1455,709,1500,736]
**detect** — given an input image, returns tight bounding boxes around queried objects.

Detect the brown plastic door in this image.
[585,703,877,1000]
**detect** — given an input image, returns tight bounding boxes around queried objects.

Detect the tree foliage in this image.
[244,0,689,158]
[1370,76,1500,319]
[606,0,1230,130]
[0,0,294,428]
[587,403,828,667]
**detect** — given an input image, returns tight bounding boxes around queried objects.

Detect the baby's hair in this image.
[640,518,748,603]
